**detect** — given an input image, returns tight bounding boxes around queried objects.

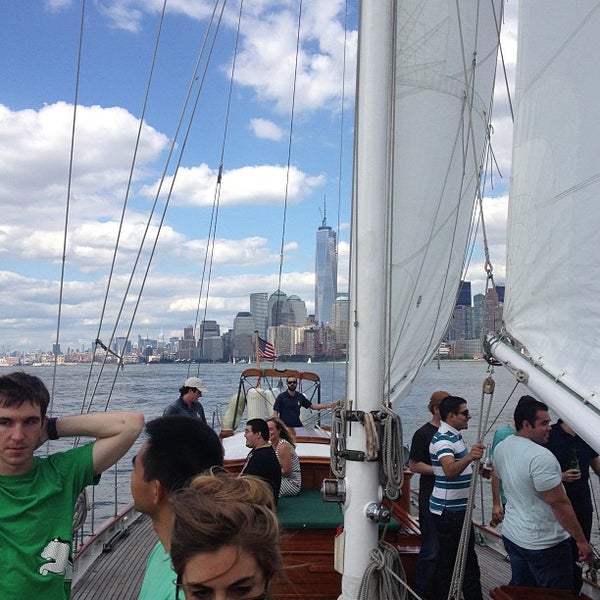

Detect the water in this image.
[6,360,599,545]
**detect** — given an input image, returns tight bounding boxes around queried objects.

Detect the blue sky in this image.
[0,0,517,352]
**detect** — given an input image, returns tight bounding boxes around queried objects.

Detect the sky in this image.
[0,0,518,353]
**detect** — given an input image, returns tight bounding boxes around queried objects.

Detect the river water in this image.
[5,360,599,544]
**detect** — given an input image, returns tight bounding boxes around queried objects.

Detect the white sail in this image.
[385,0,502,405]
[342,1,502,595]
[489,1,600,453]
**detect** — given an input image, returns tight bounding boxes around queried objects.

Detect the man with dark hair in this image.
[132,415,224,600]
[272,376,334,430]
[163,377,207,423]
[546,418,600,592]
[240,418,281,503]
[493,395,593,591]
[408,390,450,599]
[429,395,484,600]
[0,371,144,599]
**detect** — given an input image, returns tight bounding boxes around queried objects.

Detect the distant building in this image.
[233,312,255,360]
[199,320,221,361]
[315,214,337,326]
[457,280,472,307]
[333,293,350,348]
[285,295,308,326]
[112,337,132,356]
[178,325,196,360]
[250,292,268,338]
[201,336,224,362]
[268,290,287,327]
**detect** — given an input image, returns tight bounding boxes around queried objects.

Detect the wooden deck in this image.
[72,512,512,599]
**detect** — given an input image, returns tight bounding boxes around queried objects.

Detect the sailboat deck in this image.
[71,513,511,599]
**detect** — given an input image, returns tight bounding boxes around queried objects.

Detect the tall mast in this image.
[341,1,394,597]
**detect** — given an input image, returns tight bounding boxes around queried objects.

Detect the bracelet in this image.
[47,417,60,440]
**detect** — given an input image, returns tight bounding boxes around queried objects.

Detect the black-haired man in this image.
[493,396,592,591]
[429,395,484,600]
[133,416,223,599]
[240,418,281,503]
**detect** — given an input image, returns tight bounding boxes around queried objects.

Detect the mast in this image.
[341,1,394,597]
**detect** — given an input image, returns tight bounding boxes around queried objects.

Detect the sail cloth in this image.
[499,2,600,449]
[383,0,503,406]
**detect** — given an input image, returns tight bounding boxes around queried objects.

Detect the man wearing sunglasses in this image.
[272,377,335,433]
[429,396,485,600]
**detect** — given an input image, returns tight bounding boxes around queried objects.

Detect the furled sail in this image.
[489,2,600,453]
[383,0,503,405]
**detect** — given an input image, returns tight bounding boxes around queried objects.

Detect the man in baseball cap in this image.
[163,376,208,423]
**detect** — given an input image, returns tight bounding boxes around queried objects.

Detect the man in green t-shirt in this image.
[132,416,224,600]
[0,371,144,599]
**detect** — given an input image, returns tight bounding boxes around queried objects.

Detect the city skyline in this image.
[1,2,517,352]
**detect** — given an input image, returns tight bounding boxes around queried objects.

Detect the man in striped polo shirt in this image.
[429,396,485,600]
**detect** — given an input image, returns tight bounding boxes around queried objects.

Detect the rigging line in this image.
[383,0,398,406]
[102,0,229,409]
[105,0,229,403]
[194,0,245,373]
[495,0,513,123]
[80,0,170,417]
[275,0,303,317]
[327,0,351,403]
[87,0,228,414]
[50,0,86,422]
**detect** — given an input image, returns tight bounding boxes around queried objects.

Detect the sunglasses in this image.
[457,410,470,417]
[287,381,297,386]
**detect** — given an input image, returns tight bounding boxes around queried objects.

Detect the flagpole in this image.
[254,331,262,388]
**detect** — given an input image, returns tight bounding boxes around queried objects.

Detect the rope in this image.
[330,404,346,479]
[52,0,87,421]
[357,541,414,600]
[364,412,379,461]
[273,0,303,326]
[380,405,404,501]
[447,373,495,598]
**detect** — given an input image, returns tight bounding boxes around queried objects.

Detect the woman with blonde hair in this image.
[267,417,302,496]
[170,472,282,600]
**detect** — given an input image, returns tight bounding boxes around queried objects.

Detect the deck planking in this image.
[71,512,511,599]
[72,514,154,600]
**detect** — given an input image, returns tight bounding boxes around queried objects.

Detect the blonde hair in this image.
[170,472,282,593]
[267,416,296,447]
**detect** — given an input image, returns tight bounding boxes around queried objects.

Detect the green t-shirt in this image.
[138,541,177,600]
[0,443,97,599]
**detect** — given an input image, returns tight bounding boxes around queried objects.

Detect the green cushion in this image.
[277,489,401,531]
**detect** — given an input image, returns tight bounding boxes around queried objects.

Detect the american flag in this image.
[257,336,276,361]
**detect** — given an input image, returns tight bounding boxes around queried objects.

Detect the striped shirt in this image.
[429,422,473,514]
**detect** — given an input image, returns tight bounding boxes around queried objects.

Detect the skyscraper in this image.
[315,213,337,326]
[250,292,268,338]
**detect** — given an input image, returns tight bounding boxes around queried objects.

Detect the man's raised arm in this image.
[43,412,144,475]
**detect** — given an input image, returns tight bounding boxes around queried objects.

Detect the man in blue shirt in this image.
[272,377,334,430]
[163,377,207,423]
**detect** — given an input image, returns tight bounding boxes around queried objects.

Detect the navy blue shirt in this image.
[545,422,598,515]
[273,390,311,427]
[163,397,207,423]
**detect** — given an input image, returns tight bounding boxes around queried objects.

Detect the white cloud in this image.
[144,163,326,207]
[249,118,283,141]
